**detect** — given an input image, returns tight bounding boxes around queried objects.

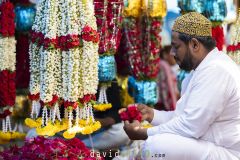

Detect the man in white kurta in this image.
[122,12,240,160]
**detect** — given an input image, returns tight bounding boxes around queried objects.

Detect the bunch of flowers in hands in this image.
[119,104,142,122]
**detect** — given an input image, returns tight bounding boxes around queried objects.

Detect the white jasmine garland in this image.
[39,0,58,103]
[29,43,40,95]
[53,49,63,98]
[32,0,46,32]
[66,0,83,102]
[81,0,99,96]
[66,48,82,102]
[62,51,69,101]
[0,37,16,71]
[39,47,55,102]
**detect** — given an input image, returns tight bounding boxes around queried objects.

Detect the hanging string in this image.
[56,103,61,121]
[89,103,95,122]
[97,85,108,104]
[2,119,6,132]
[6,116,12,132]
[13,123,17,132]
[68,109,73,128]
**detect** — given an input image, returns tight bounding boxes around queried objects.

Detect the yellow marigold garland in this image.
[25,118,42,128]
[63,120,101,139]
[0,131,26,142]
[124,0,142,17]
[63,130,76,139]
[142,0,167,18]
[93,103,112,111]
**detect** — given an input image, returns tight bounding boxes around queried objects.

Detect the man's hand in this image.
[137,104,154,123]
[119,103,154,123]
[123,120,148,140]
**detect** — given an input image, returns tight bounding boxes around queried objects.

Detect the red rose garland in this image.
[0,1,17,139]
[30,30,99,51]
[0,1,15,37]
[94,0,123,54]
[121,17,143,79]
[212,26,224,51]
[122,17,161,80]
[0,1,16,120]
[120,104,142,122]
[141,17,161,79]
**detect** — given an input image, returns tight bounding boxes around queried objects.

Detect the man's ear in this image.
[189,38,200,51]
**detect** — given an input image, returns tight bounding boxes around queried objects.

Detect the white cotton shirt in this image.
[147,48,240,157]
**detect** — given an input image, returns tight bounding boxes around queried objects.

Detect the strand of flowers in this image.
[26,0,101,138]
[27,0,64,136]
[28,0,46,118]
[0,1,26,141]
[63,0,101,139]
[227,9,240,64]
[61,0,84,137]
[122,17,143,79]
[93,0,124,111]
[0,1,15,37]
[141,17,161,80]
[0,1,16,128]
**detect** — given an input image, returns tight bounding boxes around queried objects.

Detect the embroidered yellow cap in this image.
[172,12,212,37]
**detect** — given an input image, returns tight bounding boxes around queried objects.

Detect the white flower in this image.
[0,37,16,71]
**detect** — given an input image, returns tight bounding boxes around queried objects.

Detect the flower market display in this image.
[227,9,240,64]
[93,0,123,111]
[0,0,26,143]
[0,136,103,160]
[25,0,101,139]
[121,0,166,105]
[178,0,227,51]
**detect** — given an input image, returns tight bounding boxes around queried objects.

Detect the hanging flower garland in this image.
[142,0,167,18]
[121,0,163,105]
[227,9,240,64]
[26,0,101,138]
[93,0,123,111]
[123,0,142,18]
[63,0,101,138]
[0,0,25,142]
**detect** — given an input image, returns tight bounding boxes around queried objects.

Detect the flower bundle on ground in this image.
[0,136,103,159]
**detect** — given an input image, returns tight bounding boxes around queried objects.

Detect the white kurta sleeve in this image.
[147,66,231,138]
[151,109,175,126]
